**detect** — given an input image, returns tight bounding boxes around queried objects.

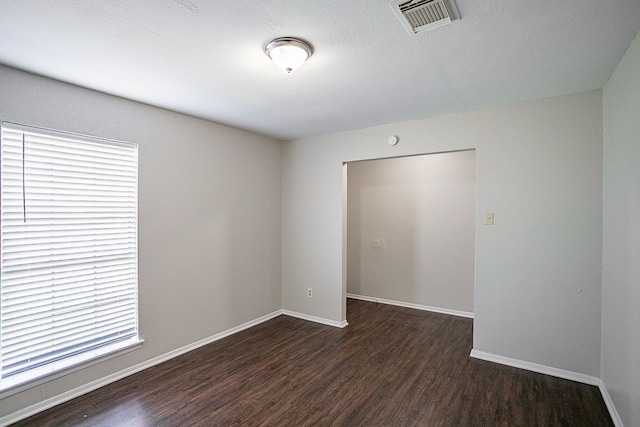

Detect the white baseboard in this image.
[598,380,624,427]
[0,309,283,427]
[3,310,622,427]
[346,293,379,303]
[470,350,624,425]
[470,349,600,385]
[347,293,474,319]
[282,309,348,328]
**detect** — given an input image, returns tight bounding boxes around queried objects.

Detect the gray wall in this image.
[2,57,626,421]
[602,29,640,427]
[282,90,603,377]
[0,65,283,418]
[346,151,475,313]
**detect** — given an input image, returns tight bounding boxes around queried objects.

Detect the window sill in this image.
[0,337,144,399]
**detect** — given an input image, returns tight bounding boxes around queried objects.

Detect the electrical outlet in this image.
[307,288,313,298]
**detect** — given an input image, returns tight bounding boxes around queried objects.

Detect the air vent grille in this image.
[390,0,453,34]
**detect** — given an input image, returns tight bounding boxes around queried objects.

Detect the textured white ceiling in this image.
[0,1,639,140]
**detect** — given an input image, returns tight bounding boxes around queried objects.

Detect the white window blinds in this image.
[0,123,139,381]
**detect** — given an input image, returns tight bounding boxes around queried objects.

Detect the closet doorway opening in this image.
[344,149,476,320]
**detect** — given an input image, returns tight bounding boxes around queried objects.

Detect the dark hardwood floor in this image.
[12,299,612,426]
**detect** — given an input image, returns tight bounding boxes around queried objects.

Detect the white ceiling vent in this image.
[389,0,457,34]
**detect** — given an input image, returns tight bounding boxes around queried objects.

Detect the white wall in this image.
[0,65,283,418]
[346,151,475,313]
[282,90,603,377]
[602,30,640,427]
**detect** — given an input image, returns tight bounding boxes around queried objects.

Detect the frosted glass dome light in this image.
[265,37,314,73]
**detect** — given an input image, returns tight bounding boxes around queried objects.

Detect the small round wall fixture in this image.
[388,135,399,146]
[264,37,314,73]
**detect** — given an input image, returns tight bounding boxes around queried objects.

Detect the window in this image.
[0,123,140,391]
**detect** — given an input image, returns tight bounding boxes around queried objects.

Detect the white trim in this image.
[1,309,622,427]
[0,310,283,427]
[598,380,624,427]
[347,293,474,319]
[469,350,624,425]
[346,293,379,303]
[0,339,143,399]
[2,121,135,149]
[282,310,348,328]
[469,349,600,386]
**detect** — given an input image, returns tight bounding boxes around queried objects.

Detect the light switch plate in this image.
[485,212,494,225]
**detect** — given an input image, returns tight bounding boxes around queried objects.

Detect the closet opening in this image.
[343,149,476,320]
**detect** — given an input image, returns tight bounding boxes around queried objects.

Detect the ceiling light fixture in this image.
[264,37,313,73]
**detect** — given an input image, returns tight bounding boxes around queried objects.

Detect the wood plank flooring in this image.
[11,299,613,426]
